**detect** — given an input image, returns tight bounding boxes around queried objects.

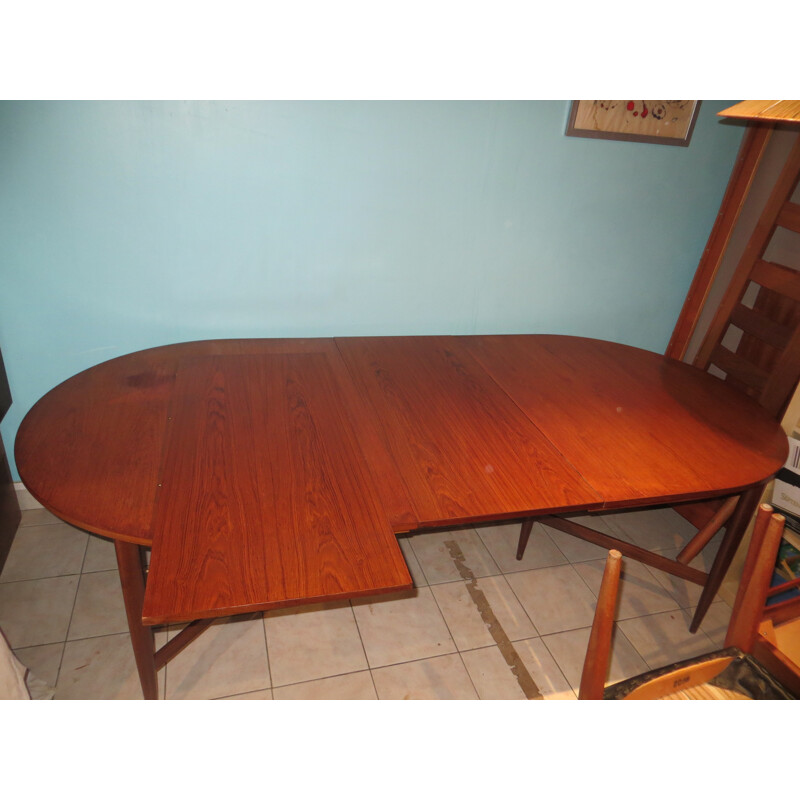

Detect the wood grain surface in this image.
[335,336,602,526]
[142,352,411,624]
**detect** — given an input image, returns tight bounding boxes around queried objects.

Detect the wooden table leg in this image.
[516,518,535,560]
[689,484,764,633]
[114,539,159,700]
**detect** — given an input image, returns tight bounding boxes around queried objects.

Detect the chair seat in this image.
[602,648,798,700]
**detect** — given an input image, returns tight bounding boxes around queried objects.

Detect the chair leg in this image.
[725,505,785,651]
[579,549,622,700]
[676,495,739,565]
[115,539,159,700]
[689,485,763,633]
[516,518,535,560]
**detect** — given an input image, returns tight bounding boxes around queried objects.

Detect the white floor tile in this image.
[475,521,567,573]
[352,587,457,668]
[264,600,368,687]
[0,575,79,649]
[67,570,129,640]
[56,631,167,700]
[617,608,718,670]
[165,614,270,700]
[0,523,87,583]
[372,653,478,699]
[505,564,598,636]
[542,625,649,692]
[573,557,679,619]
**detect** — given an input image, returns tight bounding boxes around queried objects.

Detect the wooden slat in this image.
[760,325,800,417]
[763,594,800,626]
[751,259,800,303]
[709,344,769,391]
[776,201,800,234]
[766,577,800,597]
[729,303,793,350]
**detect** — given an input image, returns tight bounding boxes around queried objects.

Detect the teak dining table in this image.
[14,335,788,699]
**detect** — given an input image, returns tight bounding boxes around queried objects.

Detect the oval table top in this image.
[14,335,789,623]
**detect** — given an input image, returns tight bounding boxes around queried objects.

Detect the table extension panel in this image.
[335,336,604,528]
[142,352,412,625]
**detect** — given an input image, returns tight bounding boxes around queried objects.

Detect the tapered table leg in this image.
[690,484,764,633]
[115,539,158,700]
[516,518,535,560]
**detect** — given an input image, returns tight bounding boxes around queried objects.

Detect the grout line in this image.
[348,599,380,698]
[454,649,482,700]
[214,687,274,700]
[270,668,375,696]
[259,612,272,692]
[77,534,92,576]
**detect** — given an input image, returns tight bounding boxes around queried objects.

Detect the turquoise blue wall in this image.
[0,101,743,479]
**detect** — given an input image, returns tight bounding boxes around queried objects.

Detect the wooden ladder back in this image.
[695,133,800,419]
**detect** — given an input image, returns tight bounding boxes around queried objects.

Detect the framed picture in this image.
[565,101,701,146]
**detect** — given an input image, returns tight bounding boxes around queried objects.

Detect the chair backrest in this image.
[693,134,800,419]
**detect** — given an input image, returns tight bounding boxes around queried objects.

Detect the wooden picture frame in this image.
[566,101,701,146]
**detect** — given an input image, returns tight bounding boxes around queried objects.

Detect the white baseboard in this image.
[14,482,43,510]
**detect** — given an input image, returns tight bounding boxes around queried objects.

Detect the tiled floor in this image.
[0,504,732,700]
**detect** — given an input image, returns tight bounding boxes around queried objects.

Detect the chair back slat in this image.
[729,303,792,350]
[763,595,800,626]
[776,200,800,233]
[708,344,768,394]
[750,259,800,303]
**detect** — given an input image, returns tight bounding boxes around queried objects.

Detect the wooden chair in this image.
[518,127,800,633]
[578,503,800,699]
[669,128,800,555]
